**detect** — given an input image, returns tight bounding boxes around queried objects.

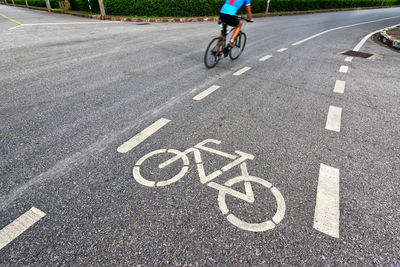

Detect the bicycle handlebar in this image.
[236,16,253,23]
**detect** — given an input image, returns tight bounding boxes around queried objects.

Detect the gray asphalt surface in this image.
[1,4,400,265]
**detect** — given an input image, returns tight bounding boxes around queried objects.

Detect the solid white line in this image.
[325,106,342,132]
[21,22,119,26]
[233,66,251,76]
[117,118,170,153]
[193,85,220,101]
[259,55,272,62]
[339,65,348,73]
[344,57,353,62]
[291,16,400,46]
[0,207,46,251]
[333,80,346,94]
[277,48,288,52]
[353,24,398,51]
[314,163,340,238]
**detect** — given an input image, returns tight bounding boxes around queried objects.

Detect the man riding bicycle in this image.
[219,0,253,50]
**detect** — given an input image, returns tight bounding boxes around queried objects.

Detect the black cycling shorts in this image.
[219,13,239,27]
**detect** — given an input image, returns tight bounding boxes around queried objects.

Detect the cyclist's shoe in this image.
[228,41,235,48]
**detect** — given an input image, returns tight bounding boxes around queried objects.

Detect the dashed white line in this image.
[233,66,251,76]
[325,106,342,132]
[193,85,221,101]
[339,65,348,73]
[277,48,288,52]
[333,80,346,94]
[259,55,272,62]
[314,163,340,238]
[344,57,353,62]
[117,118,170,153]
[0,207,46,251]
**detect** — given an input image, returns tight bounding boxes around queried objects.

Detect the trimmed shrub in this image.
[12,0,60,8]
[68,0,99,12]
[101,0,400,17]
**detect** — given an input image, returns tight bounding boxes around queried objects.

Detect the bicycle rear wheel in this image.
[204,37,223,69]
[229,32,247,60]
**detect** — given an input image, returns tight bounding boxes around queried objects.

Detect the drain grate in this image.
[136,23,150,25]
[341,50,373,58]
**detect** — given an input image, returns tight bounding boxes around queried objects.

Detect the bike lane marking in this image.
[339,65,349,73]
[291,15,400,46]
[333,80,346,94]
[259,55,272,62]
[325,106,342,132]
[0,207,46,251]
[344,57,353,62]
[117,118,170,153]
[233,66,251,76]
[193,85,221,101]
[314,164,340,238]
[277,48,288,52]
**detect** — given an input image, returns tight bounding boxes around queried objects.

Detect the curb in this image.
[378,28,400,50]
[87,14,217,23]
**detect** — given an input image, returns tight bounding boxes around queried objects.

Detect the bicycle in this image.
[132,139,285,232]
[204,16,250,69]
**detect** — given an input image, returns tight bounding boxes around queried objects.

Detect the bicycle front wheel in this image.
[204,37,223,69]
[229,32,247,60]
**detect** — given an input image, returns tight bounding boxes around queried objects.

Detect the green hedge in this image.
[11,0,60,8]
[3,0,398,16]
[69,0,99,13]
[100,0,400,17]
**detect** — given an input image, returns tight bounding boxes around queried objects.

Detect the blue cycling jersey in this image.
[220,0,251,16]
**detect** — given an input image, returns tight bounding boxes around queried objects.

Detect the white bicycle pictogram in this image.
[133,139,285,232]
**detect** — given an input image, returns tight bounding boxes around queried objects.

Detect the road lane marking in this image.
[344,57,353,62]
[333,80,346,94]
[291,16,400,46]
[325,106,342,132]
[117,118,170,153]
[193,85,220,101]
[259,55,272,62]
[19,22,119,26]
[314,164,340,238]
[339,65,348,73]
[233,67,251,76]
[0,207,46,251]
[277,48,287,52]
[0,13,23,25]
[353,23,399,51]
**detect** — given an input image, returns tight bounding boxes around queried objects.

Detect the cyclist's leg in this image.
[217,23,227,55]
[229,21,242,47]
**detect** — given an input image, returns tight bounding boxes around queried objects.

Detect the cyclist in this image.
[219,0,253,50]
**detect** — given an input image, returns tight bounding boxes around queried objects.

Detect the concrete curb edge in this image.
[378,28,400,50]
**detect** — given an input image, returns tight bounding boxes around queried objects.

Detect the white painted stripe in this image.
[333,80,346,94]
[0,207,46,251]
[259,55,272,62]
[117,118,170,153]
[193,85,220,101]
[291,16,400,46]
[21,22,119,26]
[233,66,251,76]
[325,106,342,132]
[353,24,398,51]
[314,163,340,238]
[344,57,353,62]
[277,48,287,52]
[339,65,348,73]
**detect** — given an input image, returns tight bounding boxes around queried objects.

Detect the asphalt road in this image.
[1,4,400,265]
